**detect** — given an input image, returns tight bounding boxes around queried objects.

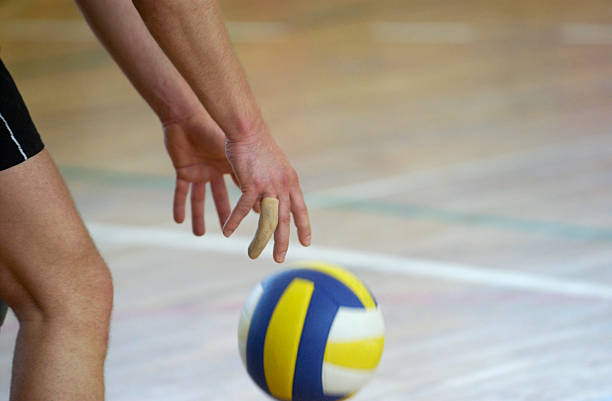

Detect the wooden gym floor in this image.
[1,0,612,400]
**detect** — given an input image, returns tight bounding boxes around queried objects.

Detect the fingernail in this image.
[304,235,311,246]
[278,252,286,262]
[223,229,233,237]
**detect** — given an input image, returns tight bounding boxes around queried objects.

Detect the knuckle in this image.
[250,177,267,192]
[293,203,308,214]
[275,238,289,248]
[242,182,258,194]
[238,203,251,214]
[279,174,289,187]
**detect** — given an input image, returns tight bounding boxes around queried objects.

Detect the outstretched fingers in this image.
[173,178,190,223]
[211,176,231,228]
[273,195,291,263]
[190,181,206,236]
[290,187,311,246]
[223,189,259,237]
[177,171,310,263]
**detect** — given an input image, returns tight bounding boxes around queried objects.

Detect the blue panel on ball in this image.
[292,288,338,401]
[246,277,295,396]
[274,269,365,309]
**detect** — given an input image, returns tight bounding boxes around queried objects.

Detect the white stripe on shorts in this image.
[0,112,28,161]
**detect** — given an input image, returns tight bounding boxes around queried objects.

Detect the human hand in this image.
[163,112,235,236]
[223,124,311,263]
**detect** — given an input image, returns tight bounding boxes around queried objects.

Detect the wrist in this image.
[158,103,202,128]
[158,98,209,129]
[161,110,226,147]
[225,115,268,143]
[155,86,204,127]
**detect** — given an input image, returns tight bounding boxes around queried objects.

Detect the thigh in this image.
[0,150,104,314]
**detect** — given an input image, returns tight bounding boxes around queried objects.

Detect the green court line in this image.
[59,164,612,242]
[308,196,612,242]
[60,165,174,188]
[9,48,110,81]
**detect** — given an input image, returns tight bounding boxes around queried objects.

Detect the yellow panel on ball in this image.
[293,261,378,310]
[264,278,315,400]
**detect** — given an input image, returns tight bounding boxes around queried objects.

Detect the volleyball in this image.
[238,262,384,401]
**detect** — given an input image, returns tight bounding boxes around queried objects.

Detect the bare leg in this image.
[0,150,113,401]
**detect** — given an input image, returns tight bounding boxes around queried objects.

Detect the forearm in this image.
[76,0,202,124]
[132,0,265,141]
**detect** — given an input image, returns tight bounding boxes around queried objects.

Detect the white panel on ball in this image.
[327,307,385,342]
[238,283,263,366]
[322,362,375,395]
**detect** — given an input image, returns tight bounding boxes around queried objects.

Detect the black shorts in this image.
[0,59,44,171]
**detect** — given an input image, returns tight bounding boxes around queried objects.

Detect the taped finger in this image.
[248,197,279,259]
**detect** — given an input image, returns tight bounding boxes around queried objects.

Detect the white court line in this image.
[562,23,612,44]
[88,222,612,300]
[441,361,530,388]
[371,22,476,44]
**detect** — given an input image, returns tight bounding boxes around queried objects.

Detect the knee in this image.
[52,254,114,339]
[9,250,113,341]
[60,255,114,334]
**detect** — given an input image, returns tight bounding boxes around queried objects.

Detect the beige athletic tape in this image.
[248,197,279,259]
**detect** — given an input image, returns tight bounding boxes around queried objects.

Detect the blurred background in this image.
[1,0,612,400]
